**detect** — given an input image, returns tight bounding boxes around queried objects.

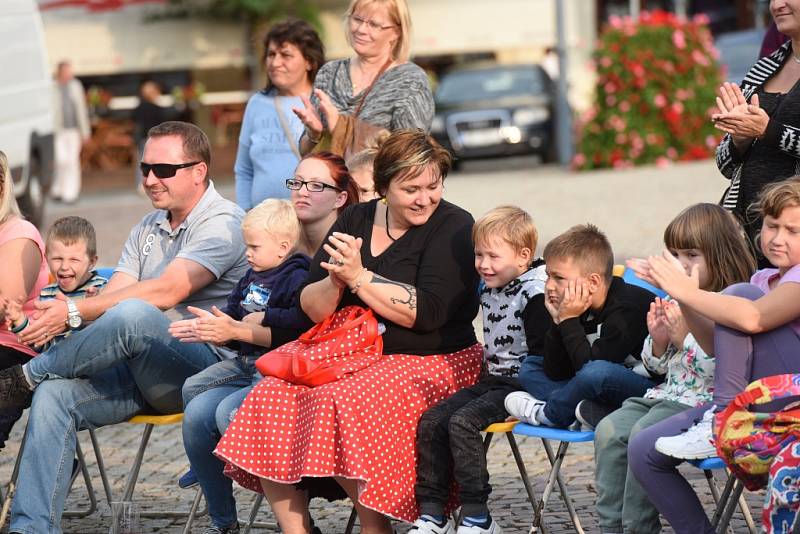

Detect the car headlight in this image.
[512,108,550,126]
[431,116,445,134]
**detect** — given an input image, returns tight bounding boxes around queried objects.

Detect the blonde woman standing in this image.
[295,0,434,157]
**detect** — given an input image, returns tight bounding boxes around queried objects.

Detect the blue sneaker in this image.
[178,468,198,489]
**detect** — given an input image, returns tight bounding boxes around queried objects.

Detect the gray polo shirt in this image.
[116,181,248,321]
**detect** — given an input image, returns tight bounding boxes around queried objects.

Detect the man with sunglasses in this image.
[1,121,248,534]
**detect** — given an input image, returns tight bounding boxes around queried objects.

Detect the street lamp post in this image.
[630,0,640,19]
[554,0,573,166]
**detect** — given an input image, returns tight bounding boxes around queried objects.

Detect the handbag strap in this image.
[352,57,393,119]
[299,306,377,344]
[731,374,800,409]
[274,96,303,160]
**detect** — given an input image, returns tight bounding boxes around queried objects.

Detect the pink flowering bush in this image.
[573,10,723,170]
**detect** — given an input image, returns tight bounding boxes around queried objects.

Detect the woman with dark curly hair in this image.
[235,19,325,210]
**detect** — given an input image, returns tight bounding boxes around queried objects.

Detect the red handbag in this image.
[255,305,384,387]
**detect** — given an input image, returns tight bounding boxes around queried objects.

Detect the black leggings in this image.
[0,345,31,448]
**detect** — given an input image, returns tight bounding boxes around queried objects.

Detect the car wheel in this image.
[18,153,45,228]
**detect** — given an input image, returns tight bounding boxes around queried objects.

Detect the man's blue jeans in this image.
[11,299,219,534]
[182,357,257,529]
[517,356,654,427]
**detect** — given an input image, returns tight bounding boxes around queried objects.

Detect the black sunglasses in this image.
[140,161,201,179]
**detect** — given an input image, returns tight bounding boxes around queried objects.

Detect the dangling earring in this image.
[380,197,388,205]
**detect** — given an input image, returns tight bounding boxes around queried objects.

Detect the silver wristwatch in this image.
[66,299,83,329]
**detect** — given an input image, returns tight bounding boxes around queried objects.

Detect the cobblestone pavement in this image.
[0,413,764,533]
[1,160,765,532]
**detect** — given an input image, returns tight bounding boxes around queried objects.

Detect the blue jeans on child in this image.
[518,356,655,427]
[182,356,258,529]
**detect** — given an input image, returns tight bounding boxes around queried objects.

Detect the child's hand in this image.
[169,315,203,343]
[645,250,700,300]
[647,298,670,356]
[4,298,25,326]
[557,278,592,322]
[544,294,561,324]
[663,300,689,349]
[186,305,238,346]
[242,312,265,325]
[84,286,101,298]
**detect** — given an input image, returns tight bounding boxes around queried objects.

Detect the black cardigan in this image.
[716,41,800,250]
[305,199,479,356]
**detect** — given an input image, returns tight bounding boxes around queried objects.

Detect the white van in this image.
[0,0,54,227]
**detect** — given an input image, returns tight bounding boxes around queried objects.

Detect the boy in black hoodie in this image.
[505,224,654,429]
[171,199,313,533]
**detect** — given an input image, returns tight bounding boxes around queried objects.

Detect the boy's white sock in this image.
[20,363,36,390]
[535,404,554,426]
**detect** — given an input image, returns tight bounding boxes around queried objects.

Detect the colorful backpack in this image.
[714,374,800,491]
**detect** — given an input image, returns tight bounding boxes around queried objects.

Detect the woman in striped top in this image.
[714,0,800,267]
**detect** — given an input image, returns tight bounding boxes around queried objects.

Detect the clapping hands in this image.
[711,82,769,142]
[292,89,340,141]
[647,297,688,356]
[626,250,699,301]
[169,305,237,346]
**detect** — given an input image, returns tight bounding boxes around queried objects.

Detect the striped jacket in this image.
[716,41,800,210]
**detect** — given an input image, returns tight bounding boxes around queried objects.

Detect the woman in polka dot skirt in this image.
[215,130,483,533]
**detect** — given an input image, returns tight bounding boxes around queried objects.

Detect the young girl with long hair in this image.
[626,178,800,534]
[594,203,754,534]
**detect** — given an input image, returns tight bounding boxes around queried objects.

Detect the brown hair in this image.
[262,19,325,92]
[757,176,800,220]
[543,224,614,281]
[473,205,538,255]
[664,203,754,292]
[47,216,97,258]
[345,130,390,172]
[147,121,211,176]
[372,129,451,197]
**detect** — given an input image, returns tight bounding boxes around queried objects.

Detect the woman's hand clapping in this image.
[292,89,340,140]
[321,232,364,288]
[712,83,769,143]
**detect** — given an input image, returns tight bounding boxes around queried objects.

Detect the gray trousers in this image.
[594,396,691,534]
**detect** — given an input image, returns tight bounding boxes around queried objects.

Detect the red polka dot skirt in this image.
[215,343,483,522]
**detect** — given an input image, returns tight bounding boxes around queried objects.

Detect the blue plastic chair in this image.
[95,267,114,280]
[688,457,756,534]
[621,266,667,299]
[512,423,594,534]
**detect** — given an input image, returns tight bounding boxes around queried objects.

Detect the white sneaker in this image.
[409,517,455,534]
[654,407,716,459]
[504,391,546,426]
[456,519,503,534]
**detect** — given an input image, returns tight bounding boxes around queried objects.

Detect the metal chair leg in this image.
[711,471,736,527]
[241,493,264,534]
[181,487,205,534]
[88,427,113,506]
[505,433,546,534]
[344,506,357,534]
[536,439,585,534]
[716,479,744,534]
[62,438,97,518]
